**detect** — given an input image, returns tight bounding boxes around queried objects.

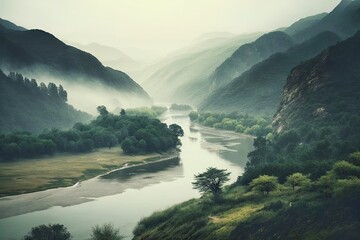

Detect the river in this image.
[0,111,254,240]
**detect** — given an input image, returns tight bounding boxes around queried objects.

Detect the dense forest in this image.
[0,106,183,160]
[189,111,272,137]
[0,69,91,133]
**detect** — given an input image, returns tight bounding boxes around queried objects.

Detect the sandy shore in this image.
[0,154,180,219]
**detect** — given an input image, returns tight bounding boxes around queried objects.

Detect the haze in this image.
[0,0,340,60]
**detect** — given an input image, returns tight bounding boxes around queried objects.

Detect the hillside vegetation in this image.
[0,69,91,133]
[132,27,360,240]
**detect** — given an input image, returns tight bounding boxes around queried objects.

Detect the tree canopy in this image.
[192,167,230,196]
[23,224,71,240]
[249,175,278,195]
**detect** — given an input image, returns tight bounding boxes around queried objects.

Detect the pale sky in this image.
[0,0,341,60]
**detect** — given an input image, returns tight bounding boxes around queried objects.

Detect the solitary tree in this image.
[23,224,72,240]
[90,223,124,240]
[192,167,230,198]
[250,175,278,195]
[120,108,126,116]
[97,105,109,116]
[286,172,311,190]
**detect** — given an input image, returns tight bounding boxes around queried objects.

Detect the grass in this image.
[0,147,177,196]
[133,183,360,240]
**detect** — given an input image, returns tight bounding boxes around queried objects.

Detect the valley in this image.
[1,0,360,239]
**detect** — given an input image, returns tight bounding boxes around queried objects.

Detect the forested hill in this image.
[199,31,341,116]
[0,70,91,133]
[209,31,294,90]
[274,30,360,134]
[0,20,151,103]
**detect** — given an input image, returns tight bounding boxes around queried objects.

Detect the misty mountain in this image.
[72,42,141,73]
[137,32,262,104]
[208,31,294,90]
[0,20,151,113]
[0,18,27,31]
[0,69,91,133]
[293,0,360,42]
[199,31,341,116]
[274,30,360,133]
[284,13,327,36]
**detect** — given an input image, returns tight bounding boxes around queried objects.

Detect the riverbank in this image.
[0,147,179,197]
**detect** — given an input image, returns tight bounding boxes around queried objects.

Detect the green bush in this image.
[90,223,124,240]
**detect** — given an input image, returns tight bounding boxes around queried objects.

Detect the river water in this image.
[0,111,254,240]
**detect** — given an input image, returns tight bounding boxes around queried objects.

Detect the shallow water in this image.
[0,111,254,240]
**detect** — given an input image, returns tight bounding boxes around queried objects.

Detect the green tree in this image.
[189,111,199,121]
[246,136,267,169]
[48,82,59,97]
[23,224,72,240]
[121,137,135,153]
[97,105,109,116]
[286,172,311,190]
[333,160,360,179]
[58,84,68,102]
[169,124,184,137]
[192,167,230,197]
[250,175,278,195]
[316,173,336,196]
[90,223,124,240]
[120,109,126,116]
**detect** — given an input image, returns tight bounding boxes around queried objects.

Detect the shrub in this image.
[90,223,124,240]
[23,224,71,240]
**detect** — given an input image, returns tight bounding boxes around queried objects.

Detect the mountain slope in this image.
[138,32,262,104]
[274,30,360,133]
[0,21,151,112]
[284,13,327,36]
[199,31,341,116]
[293,0,360,41]
[72,42,141,73]
[0,70,91,133]
[0,18,27,31]
[209,32,294,90]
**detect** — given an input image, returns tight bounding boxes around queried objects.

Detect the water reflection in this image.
[101,157,182,182]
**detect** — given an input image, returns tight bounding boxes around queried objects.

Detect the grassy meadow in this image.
[0,147,175,196]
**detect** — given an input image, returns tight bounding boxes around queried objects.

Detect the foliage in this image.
[23,224,71,240]
[0,70,90,133]
[249,175,278,195]
[170,103,193,111]
[285,173,311,190]
[189,111,199,121]
[192,167,230,197]
[90,223,124,240]
[189,111,272,136]
[0,106,182,160]
[125,106,167,118]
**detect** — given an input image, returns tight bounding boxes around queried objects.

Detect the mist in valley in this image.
[4,1,360,240]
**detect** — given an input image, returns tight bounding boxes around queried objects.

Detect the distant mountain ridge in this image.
[209,31,294,90]
[199,31,341,116]
[274,30,360,133]
[72,42,141,73]
[0,19,151,112]
[198,0,360,116]
[0,18,27,31]
[138,32,262,104]
[293,0,360,41]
